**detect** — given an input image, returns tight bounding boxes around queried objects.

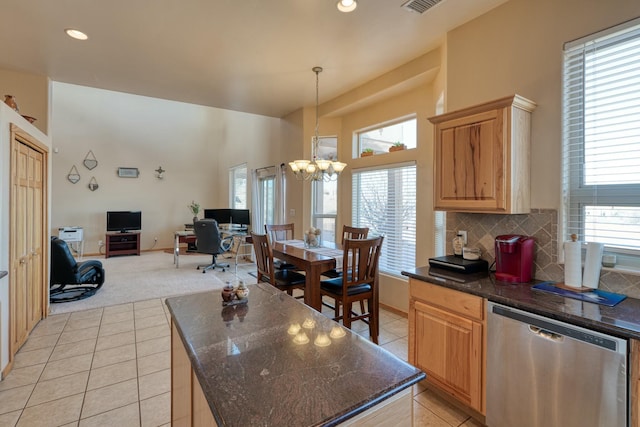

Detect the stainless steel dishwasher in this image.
[486,302,628,427]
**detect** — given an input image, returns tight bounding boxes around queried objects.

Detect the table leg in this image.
[304,264,323,312]
[174,234,180,268]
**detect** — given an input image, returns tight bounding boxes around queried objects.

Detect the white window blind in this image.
[563,18,640,264]
[352,163,416,276]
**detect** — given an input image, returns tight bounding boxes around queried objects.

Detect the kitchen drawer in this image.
[410,279,484,321]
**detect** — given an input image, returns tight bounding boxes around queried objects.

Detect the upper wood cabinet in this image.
[428,95,536,213]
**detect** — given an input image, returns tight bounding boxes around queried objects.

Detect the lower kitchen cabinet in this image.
[632,339,640,427]
[409,278,485,414]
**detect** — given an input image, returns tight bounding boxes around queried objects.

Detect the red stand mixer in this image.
[494,235,535,283]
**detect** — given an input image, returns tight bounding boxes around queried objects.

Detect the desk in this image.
[271,240,340,312]
[174,229,250,270]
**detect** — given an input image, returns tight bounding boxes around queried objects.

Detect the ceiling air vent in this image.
[401,0,443,14]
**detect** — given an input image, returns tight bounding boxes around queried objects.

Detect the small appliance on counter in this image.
[494,235,535,282]
[428,255,488,274]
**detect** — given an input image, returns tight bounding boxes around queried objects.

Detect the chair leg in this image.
[334,300,340,320]
[343,302,353,330]
[368,299,378,344]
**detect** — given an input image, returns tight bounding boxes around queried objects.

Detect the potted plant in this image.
[389,142,407,152]
[361,148,374,157]
[188,200,200,222]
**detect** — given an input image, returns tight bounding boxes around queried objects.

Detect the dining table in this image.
[271,240,342,311]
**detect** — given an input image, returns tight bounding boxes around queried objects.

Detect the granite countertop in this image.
[402,266,640,341]
[0,271,7,280]
[166,283,424,427]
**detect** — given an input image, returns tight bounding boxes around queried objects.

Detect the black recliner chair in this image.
[50,236,105,303]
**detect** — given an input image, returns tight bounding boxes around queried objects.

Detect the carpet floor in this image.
[49,250,256,314]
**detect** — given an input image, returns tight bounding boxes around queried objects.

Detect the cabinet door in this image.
[413,300,483,411]
[434,109,505,212]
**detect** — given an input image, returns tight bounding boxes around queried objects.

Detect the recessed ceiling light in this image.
[337,0,357,13]
[65,28,88,40]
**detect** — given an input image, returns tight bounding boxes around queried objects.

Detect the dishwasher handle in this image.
[529,325,564,342]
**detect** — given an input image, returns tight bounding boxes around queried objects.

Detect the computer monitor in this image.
[204,209,232,225]
[230,209,250,226]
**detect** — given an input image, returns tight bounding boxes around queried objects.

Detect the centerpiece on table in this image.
[304,227,322,248]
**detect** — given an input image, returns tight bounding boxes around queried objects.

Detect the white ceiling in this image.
[1,0,507,118]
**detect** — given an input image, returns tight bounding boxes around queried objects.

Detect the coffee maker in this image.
[494,235,535,282]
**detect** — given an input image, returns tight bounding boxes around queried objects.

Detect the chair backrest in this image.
[341,225,369,244]
[193,219,224,255]
[265,224,294,242]
[341,236,384,296]
[50,237,78,283]
[250,232,275,283]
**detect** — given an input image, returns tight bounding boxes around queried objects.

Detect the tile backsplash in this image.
[447,209,640,298]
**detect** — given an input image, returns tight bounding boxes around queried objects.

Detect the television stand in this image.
[105,232,141,258]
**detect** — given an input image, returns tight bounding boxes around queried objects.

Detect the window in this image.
[352,163,416,276]
[230,164,247,209]
[358,117,416,156]
[258,175,275,227]
[312,137,338,241]
[563,18,640,267]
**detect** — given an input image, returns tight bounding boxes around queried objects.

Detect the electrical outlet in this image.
[98,240,103,246]
[458,230,468,245]
[289,209,295,217]
[154,236,158,242]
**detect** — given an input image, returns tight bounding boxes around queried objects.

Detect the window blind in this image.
[352,162,416,276]
[563,18,640,262]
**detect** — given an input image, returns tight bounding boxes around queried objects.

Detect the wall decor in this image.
[155,166,165,179]
[117,167,139,178]
[67,165,81,184]
[83,150,98,170]
[88,177,99,191]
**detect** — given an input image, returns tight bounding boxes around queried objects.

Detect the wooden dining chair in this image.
[319,236,384,343]
[251,232,306,297]
[265,224,297,271]
[322,225,369,279]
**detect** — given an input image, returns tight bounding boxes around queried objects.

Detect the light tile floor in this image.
[0,295,482,427]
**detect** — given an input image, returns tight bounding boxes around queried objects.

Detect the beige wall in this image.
[0,69,50,135]
[50,82,285,253]
[446,0,640,209]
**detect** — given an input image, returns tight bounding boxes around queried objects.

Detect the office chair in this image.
[50,237,105,303]
[194,219,233,273]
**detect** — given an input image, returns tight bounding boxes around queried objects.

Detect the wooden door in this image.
[412,300,483,412]
[9,125,48,360]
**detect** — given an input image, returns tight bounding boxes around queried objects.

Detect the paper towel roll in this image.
[564,240,582,288]
[582,242,604,289]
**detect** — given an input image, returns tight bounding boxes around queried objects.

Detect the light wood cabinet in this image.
[428,95,536,213]
[8,124,48,363]
[409,279,485,414]
[631,339,640,427]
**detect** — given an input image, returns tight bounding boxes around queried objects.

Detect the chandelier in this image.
[289,67,347,182]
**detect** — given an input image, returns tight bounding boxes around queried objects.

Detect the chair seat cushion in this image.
[320,276,371,296]
[274,269,306,287]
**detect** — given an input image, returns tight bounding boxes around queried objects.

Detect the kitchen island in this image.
[166,283,424,427]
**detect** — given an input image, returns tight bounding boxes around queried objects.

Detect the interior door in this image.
[9,125,48,360]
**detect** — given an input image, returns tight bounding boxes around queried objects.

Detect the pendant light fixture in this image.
[337,0,358,13]
[289,67,346,182]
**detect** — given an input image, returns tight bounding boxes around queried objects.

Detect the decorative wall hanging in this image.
[155,166,165,179]
[83,150,98,170]
[67,165,81,184]
[117,167,139,178]
[88,177,99,191]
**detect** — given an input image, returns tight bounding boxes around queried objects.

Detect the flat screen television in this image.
[107,211,142,233]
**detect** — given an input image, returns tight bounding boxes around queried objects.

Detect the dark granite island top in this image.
[403,266,640,341]
[165,283,424,427]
